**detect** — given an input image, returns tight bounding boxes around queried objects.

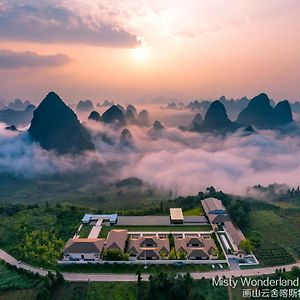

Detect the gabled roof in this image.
[63,238,105,254]
[141,238,157,247]
[188,249,209,259]
[187,237,204,247]
[128,236,170,257]
[224,221,246,247]
[201,198,226,214]
[138,249,159,259]
[211,214,230,224]
[174,235,217,257]
[105,230,128,251]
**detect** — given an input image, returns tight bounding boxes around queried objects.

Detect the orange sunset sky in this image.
[0,0,300,104]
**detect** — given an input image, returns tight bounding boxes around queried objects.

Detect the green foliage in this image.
[15,230,64,267]
[169,248,176,260]
[148,272,194,300]
[86,282,137,300]
[249,231,262,248]
[168,233,175,248]
[177,250,187,260]
[254,247,294,266]
[102,249,128,261]
[238,239,253,254]
[0,203,84,267]
[0,260,38,291]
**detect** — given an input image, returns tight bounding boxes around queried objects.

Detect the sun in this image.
[132,46,149,62]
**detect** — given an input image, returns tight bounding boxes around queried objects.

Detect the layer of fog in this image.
[1,117,300,196]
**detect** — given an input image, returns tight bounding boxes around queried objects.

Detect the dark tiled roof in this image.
[138,249,159,259]
[187,237,204,247]
[63,238,105,254]
[141,238,157,247]
[211,214,230,224]
[188,249,209,259]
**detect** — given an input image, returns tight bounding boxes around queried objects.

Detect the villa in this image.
[128,236,170,260]
[63,238,105,261]
[104,229,128,252]
[174,235,218,260]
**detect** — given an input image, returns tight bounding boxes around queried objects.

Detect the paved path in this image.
[1,249,299,282]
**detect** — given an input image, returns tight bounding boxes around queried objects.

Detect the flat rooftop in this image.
[117,216,170,226]
[82,213,118,224]
[170,208,184,220]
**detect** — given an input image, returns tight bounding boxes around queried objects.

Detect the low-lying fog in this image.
[1,104,300,196]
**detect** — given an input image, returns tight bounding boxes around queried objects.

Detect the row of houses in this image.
[63,229,218,261]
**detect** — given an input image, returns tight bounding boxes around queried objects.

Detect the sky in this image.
[0,0,300,104]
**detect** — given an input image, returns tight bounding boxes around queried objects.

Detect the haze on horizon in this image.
[0,0,299,104]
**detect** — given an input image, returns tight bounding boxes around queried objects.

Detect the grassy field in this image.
[183,207,202,216]
[0,173,168,210]
[99,225,212,238]
[245,204,300,266]
[0,261,37,291]
[0,289,37,300]
[51,280,229,300]
[79,225,92,238]
[58,262,225,274]
[87,282,137,300]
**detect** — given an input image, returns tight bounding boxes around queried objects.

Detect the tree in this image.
[160,249,167,259]
[177,250,187,260]
[168,233,175,248]
[249,231,262,249]
[169,248,176,260]
[238,239,253,254]
[102,248,128,261]
[291,266,300,278]
[55,270,65,285]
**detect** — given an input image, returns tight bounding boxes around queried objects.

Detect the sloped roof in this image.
[63,238,105,254]
[138,249,159,259]
[211,214,230,224]
[174,235,217,257]
[105,230,128,251]
[188,249,209,259]
[187,237,204,247]
[128,236,170,257]
[141,238,157,247]
[224,221,246,247]
[201,198,226,214]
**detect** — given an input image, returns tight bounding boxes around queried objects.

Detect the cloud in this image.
[0,1,140,47]
[1,114,300,196]
[0,49,71,69]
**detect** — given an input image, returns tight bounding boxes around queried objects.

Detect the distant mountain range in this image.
[0,91,297,155]
[87,104,150,128]
[164,94,300,121]
[0,104,36,126]
[237,93,293,128]
[180,93,294,134]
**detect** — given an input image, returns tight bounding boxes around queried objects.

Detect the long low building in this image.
[224,221,246,249]
[201,198,229,224]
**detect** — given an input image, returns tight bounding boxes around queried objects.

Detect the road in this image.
[1,249,299,282]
